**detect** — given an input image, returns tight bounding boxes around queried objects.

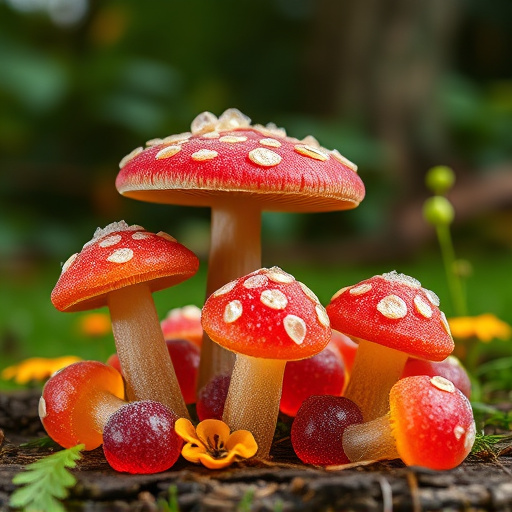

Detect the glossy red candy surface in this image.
[103,401,183,474]
[291,395,363,466]
[280,343,346,417]
[196,373,231,421]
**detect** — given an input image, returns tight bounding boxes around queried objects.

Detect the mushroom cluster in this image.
[40,108,475,475]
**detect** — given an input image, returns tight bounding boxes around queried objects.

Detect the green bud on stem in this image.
[425,166,455,195]
[423,196,454,226]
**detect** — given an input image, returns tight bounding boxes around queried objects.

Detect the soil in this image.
[1,389,512,512]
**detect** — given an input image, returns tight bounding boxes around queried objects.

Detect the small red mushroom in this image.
[51,221,199,419]
[326,271,454,421]
[116,108,365,390]
[161,305,203,347]
[201,266,331,458]
[342,375,476,470]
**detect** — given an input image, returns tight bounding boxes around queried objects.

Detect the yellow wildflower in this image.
[175,418,257,469]
[1,356,82,384]
[449,313,512,343]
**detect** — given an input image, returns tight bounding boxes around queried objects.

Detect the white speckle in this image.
[330,287,349,301]
[299,281,320,304]
[301,135,320,148]
[132,232,151,240]
[155,145,181,160]
[263,122,286,138]
[260,289,288,310]
[119,147,143,169]
[107,248,134,264]
[440,311,452,336]
[316,304,330,327]
[213,280,237,297]
[259,138,282,148]
[217,108,251,131]
[377,295,407,319]
[38,397,47,419]
[146,137,163,147]
[248,148,282,167]
[349,283,372,296]
[61,253,78,274]
[219,135,248,143]
[161,132,192,144]
[454,425,466,440]
[331,149,358,172]
[99,234,122,248]
[202,131,220,139]
[243,274,268,289]
[294,144,329,161]
[224,300,243,323]
[464,422,476,452]
[430,375,455,393]
[191,149,218,161]
[182,305,201,320]
[265,267,295,284]
[381,271,421,288]
[191,112,218,134]
[283,315,307,345]
[84,221,143,249]
[414,295,433,318]
[425,289,440,307]
[156,232,177,242]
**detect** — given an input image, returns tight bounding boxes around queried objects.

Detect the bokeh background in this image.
[1,0,512,383]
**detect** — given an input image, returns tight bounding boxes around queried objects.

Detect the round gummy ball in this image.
[291,395,363,466]
[196,373,231,421]
[103,401,183,474]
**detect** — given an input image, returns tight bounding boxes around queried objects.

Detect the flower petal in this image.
[226,430,258,459]
[197,451,239,469]
[175,418,202,445]
[196,419,231,447]
[181,443,208,464]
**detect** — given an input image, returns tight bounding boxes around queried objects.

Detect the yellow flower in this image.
[175,418,258,469]
[1,356,82,384]
[449,314,512,343]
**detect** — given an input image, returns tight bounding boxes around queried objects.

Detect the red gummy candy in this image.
[196,374,231,421]
[103,401,183,474]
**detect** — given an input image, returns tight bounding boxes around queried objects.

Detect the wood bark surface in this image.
[1,389,512,512]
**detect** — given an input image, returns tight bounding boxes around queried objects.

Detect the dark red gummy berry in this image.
[196,374,231,421]
[291,395,363,466]
[280,344,346,417]
[103,400,183,474]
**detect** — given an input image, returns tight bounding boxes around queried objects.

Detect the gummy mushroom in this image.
[51,221,199,419]
[115,108,365,389]
[201,266,331,458]
[326,271,454,421]
[342,375,476,470]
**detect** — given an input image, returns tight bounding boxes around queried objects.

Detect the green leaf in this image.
[10,444,84,511]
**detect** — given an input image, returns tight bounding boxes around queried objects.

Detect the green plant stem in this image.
[436,224,467,317]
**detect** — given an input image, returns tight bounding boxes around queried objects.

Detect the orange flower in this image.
[449,314,512,343]
[175,418,257,469]
[1,356,82,384]
[78,312,111,337]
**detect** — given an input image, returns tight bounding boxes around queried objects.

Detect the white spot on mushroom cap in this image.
[161,132,192,144]
[61,253,78,274]
[146,137,163,147]
[259,138,282,148]
[217,108,251,131]
[260,289,288,310]
[224,300,243,323]
[283,314,307,345]
[191,149,218,161]
[299,281,320,304]
[464,422,476,452]
[243,274,268,289]
[440,312,452,336]
[213,280,237,297]
[248,148,282,167]
[202,131,220,139]
[377,295,408,319]
[301,135,321,148]
[99,234,122,248]
[349,283,372,296]
[107,248,134,264]
[414,295,433,318]
[181,305,201,320]
[155,145,181,160]
[294,144,329,161]
[331,286,349,301]
[454,425,466,440]
[219,135,248,143]
[265,267,295,284]
[119,146,143,169]
[38,396,47,419]
[425,288,440,307]
[331,149,358,172]
[132,231,151,240]
[156,232,177,242]
[84,221,143,249]
[381,270,421,289]
[430,375,455,392]
[316,304,330,327]
[191,111,218,135]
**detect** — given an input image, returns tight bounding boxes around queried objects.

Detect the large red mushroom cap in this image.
[116,109,365,211]
[201,266,331,360]
[51,221,199,312]
[327,271,454,361]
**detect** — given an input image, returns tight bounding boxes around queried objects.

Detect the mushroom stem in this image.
[198,201,262,390]
[222,354,285,459]
[90,393,127,434]
[343,340,408,422]
[108,282,190,419]
[342,413,399,462]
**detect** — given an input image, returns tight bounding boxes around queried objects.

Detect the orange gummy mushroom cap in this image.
[390,375,476,470]
[51,221,199,312]
[115,109,365,212]
[201,267,331,360]
[326,271,454,361]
